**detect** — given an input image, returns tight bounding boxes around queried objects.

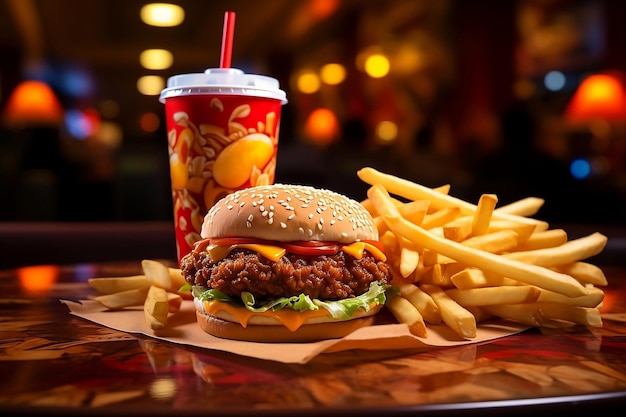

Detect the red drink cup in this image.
[160,68,288,262]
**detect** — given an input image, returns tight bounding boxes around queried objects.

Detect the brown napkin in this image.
[61,299,529,364]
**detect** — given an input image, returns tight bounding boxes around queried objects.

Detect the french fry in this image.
[472,193,498,236]
[384,214,588,298]
[486,219,536,243]
[386,294,428,338]
[494,197,544,217]
[422,207,461,229]
[397,200,430,225]
[450,267,518,289]
[535,286,604,308]
[515,228,568,251]
[397,282,441,324]
[144,285,169,330]
[399,238,420,278]
[485,303,602,328]
[551,262,607,286]
[93,286,150,310]
[421,284,476,339]
[88,275,151,294]
[460,230,519,254]
[443,217,473,242]
[445,286,540,306]
[503,233,608,267]
[357,167,547,231]
[142,259,175,291]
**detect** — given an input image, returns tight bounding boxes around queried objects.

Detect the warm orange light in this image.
[303,108,340,146]
[17,265,60,292]
[2,80,64,127]
[565,73,626,122]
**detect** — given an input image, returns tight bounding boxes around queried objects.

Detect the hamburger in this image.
[180,184,394,342]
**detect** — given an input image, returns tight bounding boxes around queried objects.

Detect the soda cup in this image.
[160,68,288,261]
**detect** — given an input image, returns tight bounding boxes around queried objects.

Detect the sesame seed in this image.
[280,222,287,229]
[308,213,314,219]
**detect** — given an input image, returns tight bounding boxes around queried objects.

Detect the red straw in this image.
[220,11,236,68]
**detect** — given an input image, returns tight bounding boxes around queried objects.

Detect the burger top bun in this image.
[201,184,378,243]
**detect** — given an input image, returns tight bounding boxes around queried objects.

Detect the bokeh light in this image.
[137,75,165,96]
[303,108,339,146]
[376,121,398,143]
[364,54,390,78]
[570,158,591,179]
[140,49,174,70]
[295,71,321,94]
[320,63,346,85]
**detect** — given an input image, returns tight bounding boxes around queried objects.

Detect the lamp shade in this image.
[2,80,64,127]
[565,73,626,122]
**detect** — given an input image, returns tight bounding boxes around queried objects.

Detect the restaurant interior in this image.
[0,0,625,258]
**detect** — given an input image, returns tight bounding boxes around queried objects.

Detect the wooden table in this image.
[1,261,625,416]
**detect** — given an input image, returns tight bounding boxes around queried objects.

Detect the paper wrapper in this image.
[61,299,529,364]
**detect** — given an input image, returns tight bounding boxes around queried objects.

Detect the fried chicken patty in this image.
[181,248,392,301]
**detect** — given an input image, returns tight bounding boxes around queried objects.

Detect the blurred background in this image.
[1,0,625,226]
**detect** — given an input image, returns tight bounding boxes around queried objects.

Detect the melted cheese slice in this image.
[204,300,330,332]
[208,243,286,262]
[207,241,386,263]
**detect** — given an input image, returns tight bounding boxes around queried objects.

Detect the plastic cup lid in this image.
[159,68,287,104]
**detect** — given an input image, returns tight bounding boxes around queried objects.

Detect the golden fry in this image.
[386,295,428,338]
[422,207,461,229]
[551,262,607,286]
[445,286,540,306]
[504,233,608,267]
[461,230,519,254]
[384,215,588,297]
[357,167,547,230]
[93,287,150,310]
[515,229,568,251]
[88,275,151,294]
[494,197,544,217]
[144,285,169,330]
[421,284,476,339]
[397,282,441,324]
[399,238,420,278]
[472,193,498,236]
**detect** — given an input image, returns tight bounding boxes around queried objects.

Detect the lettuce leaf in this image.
[193,281,395,320]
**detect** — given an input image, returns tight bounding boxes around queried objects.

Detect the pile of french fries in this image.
[358,167,608,339]
[88,259,190,330]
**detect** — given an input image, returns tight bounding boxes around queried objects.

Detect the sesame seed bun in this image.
[201,184,378,243]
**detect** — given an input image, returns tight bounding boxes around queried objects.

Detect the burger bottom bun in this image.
[195,310,378,343]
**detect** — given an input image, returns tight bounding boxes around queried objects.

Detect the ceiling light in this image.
[140,49,173,70]
[2,80,64,127]
[140,3,185,27]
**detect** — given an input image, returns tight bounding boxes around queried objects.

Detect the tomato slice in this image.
[281,242,341,256]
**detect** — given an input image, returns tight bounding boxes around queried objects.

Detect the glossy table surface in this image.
[1,260,626,416]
